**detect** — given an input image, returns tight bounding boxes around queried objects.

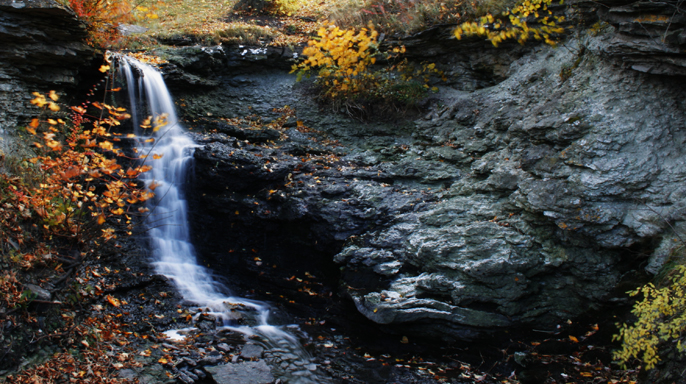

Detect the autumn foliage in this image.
[62,0,158,47]
[0,70,153,329]
[291,23,443,116]
[453,0,566,46]
[25,89,153,244]
[613,264,686,369]
[0,64,160,380]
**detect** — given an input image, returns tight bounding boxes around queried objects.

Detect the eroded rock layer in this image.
[0,0,93,133]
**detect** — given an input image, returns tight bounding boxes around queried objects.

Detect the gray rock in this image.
[205,361,275,384]
[179,10,686,342]
[24,284,50,301]
[593,0,686,76]
[240,343,264,359]
[177,371,195,384]
[0,0,94,132]
[200,353,224,365]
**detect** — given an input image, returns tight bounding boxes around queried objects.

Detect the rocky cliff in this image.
[0,0,94,137]
[156,0,686,347]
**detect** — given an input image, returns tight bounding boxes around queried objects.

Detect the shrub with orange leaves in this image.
[0,81,153,275]
[24,89,154,246]
[61,0,159,47]
[0,71,158,380]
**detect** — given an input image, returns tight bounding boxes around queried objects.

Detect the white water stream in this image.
[117,56,324,383]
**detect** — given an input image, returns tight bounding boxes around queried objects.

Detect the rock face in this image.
[336,38,686,339]
[162,0,686,343]
[205,361,275,384]
[0,0,94,135]
[593,0,686,76]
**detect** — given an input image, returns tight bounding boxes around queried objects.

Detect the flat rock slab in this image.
[205,361,274,384]
[240,343,264,359]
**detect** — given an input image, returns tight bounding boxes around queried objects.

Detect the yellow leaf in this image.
[99,141,114,151]
[48,90,59,101]
[99,65,111,73]
[31,94,47,107]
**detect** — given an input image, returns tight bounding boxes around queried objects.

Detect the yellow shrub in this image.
[613,264,686,369]
[454,0,566,46]
[291,23,443,110]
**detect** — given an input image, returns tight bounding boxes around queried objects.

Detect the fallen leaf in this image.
[106,294,121,307]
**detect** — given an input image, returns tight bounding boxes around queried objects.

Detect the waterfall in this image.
[117,56,325,384]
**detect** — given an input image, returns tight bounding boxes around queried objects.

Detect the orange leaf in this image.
[569,335,579,343]
[48,90,59,101]
[61,166,81,180]
[106,294,121,307]
[152,153,163,160]
[97,215,106,225]
[72,106,86,114]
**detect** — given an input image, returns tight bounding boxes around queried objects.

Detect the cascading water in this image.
[117,55,326,384]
